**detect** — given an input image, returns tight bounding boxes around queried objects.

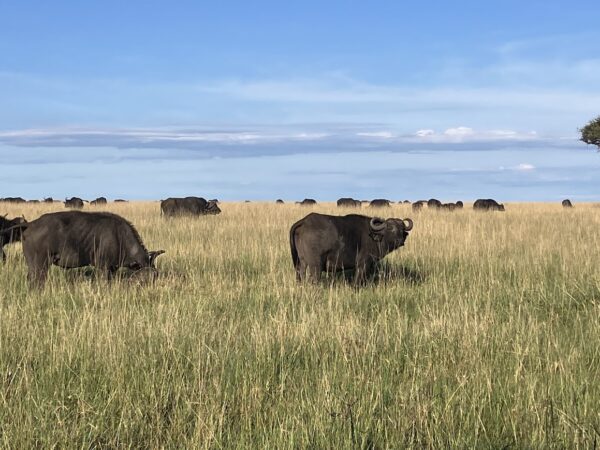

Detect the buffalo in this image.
[474,199,505,211]
[412,200,426,211]
[0,197,26,203]
[0,215,27,261]
[562,199,573,208]
[442,201,463,211]
[370,199,391,208]
[114,199,128,203]
[298,199,317,206]
[160,197,221,217]
[65,197,84,209]
[290,213,413,283]
[90,197,108,206]
[15,211,164,287]
[427,199,442,209]
[44,197,54,203]
[337,198,361,208]
[276,199,285,204]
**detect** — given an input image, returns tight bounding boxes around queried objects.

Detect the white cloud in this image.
[415,129,435,137]
[356,131,395,138]
[444,127,475,136]
[515,163,536,171]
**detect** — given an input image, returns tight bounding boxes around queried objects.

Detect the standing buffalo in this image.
[562,199,573,208]
[15,211,164,287]
[337,198,361,207]
[0,215,27,261]
[297,199,317,206]
[65,197,84,209]
[114,199,128,203]
[427,199,442,209]
[276,199,285,204]
[44,197,54,203]
[370,199,391,208]
[474,199,505,211]
[0,197,26,203]
[442,201,463,211]
[412,200,426,211]
[160,197,221,216]
[290,213,413,283]
[90,197,108,206]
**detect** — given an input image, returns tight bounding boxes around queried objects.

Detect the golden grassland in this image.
[1,201,599,448]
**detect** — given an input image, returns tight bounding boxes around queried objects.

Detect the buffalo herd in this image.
[0,196,580,287]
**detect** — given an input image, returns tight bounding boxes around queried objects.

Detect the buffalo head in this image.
[369,216,413,252]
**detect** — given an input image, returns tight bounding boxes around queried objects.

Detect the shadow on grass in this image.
[323,261,426,287]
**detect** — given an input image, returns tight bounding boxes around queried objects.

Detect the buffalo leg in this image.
[0,247,5,262]
[297,258,321,282]
[354,260,374,285]
[23,249,50,287]
[27,261,50,287]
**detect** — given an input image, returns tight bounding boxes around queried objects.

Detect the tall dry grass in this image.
[0,201,599,448]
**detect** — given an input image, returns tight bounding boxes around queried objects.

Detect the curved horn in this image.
[370,217,386,231]
[403,218,413,231]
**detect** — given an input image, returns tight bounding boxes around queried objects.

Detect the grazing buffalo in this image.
[474,199,505,211]
[290,213,413,283]
[427,199,442,209]
[90,197,108,206]
[43,197,54,203]
[15,211,164,287]
[442,201,463,211]
[0,215,27,261]
[276,199,285,204]
[114,199,128,203]
[370,199,391,208]
[337,198,361,207]
[298,199,317,206]
[160,197,221,216]
[402,200,411,204]
[0,197,26,203]
[65,197,84,209]
[412,200,426,211]
[562,199,573,208]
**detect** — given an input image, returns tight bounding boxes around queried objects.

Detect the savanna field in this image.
[1,201,599,449]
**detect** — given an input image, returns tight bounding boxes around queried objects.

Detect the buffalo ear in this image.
[148,250,165,265]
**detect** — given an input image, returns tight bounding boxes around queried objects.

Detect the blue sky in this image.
[1,0,599,201]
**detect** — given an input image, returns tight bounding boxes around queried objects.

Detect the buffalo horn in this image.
[403,218,413,231]
[369,217,386,231]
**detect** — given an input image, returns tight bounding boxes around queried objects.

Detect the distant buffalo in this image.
[276,199,285,204]
[65,197,84,209]
[114,199,128,203]
[427,199,442,209]
[412,200,426,211]
[297,199,317,206]
[562,199,573,208]
[160,197,221,217]
[28,200,40,204]
[90,197,108,206]
[43,198,54,203]
[402,200,411,204]
[370,199,391,208]
[337,198,361,207]
[474,199,505,211]
[442,201,464,211]
[15,211,164,286]
[0,215,27,261]
[290,213,413,283]
[0,197,26,203]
